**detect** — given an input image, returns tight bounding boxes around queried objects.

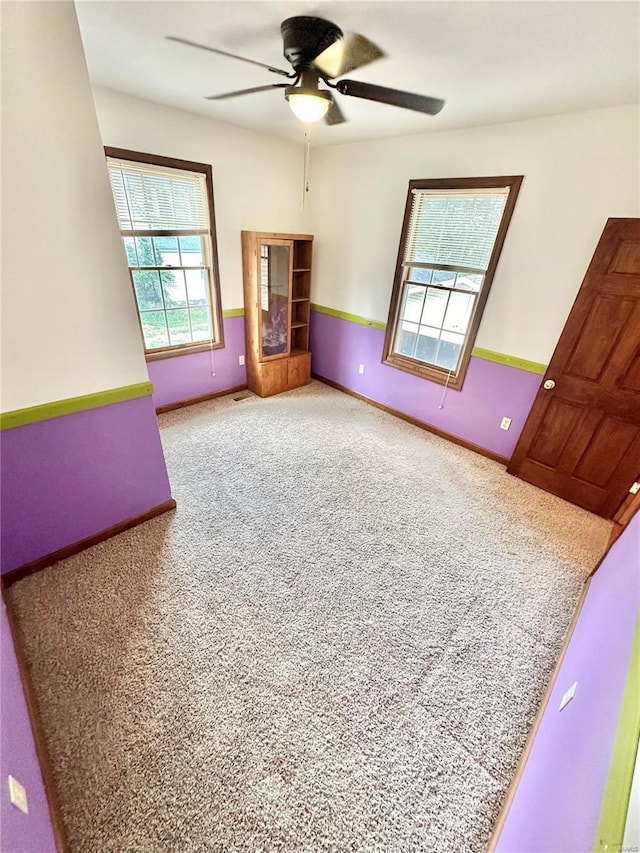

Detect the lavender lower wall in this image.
[495,512,640,852]
[0,394,172,574]
[148,315,247,409]
[309,310,542,459]
[1,600,56,852]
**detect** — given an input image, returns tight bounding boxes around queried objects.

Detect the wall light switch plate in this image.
[559,681,578,711]
[500,417,512,431]
[8,776,28,814]
[358,364,365,375]
[239,355,245,366]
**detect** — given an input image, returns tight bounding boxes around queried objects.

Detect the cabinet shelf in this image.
[291,296,310,303]
[293,268,311,272]
[291,321,308,329]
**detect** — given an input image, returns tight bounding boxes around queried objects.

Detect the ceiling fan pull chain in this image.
[302,128,311,209]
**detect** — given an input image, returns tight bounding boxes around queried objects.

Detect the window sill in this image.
[383,353,466,390]
[145,341,224,362]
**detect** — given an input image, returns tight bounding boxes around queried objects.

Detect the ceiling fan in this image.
[167,16,445,125]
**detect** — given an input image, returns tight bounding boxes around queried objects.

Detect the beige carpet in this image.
[8,381,611,852]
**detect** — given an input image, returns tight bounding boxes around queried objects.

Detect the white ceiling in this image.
[75,1,639,147]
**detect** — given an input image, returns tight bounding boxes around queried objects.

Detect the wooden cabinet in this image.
[241,231,313,397]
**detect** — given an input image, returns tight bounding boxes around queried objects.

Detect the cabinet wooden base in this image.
[249,351,311,397]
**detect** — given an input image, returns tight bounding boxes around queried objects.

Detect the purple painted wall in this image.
[309,310,542,459]
[1,600,56,852]
[0,394,172,575]
[495,512,640,852]
[148,315,247,409]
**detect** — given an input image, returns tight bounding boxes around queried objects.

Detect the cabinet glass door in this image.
[259,241,291,358]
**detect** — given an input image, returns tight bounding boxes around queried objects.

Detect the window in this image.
[105,148,224,359]
[383,176,522,389]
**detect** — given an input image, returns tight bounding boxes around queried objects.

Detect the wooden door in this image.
[508,218,640,518]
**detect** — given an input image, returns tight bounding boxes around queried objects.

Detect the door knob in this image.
[543,379,556,390]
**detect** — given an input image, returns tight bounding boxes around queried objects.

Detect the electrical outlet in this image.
[559,681,578,711]
[500,417,512,431]
[358,364,365,375]
[8,776,28,815]
[239,355,245,366]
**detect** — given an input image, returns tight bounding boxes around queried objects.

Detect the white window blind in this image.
[106,158,209,232]
[403,187,509,272]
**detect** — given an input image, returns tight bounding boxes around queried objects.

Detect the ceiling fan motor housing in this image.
[281,16,342,70]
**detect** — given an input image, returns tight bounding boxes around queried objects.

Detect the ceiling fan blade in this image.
[205,84,290,101]
[166,36,294,78]
[335,79,445,115]
[324,98,347,126]
[312,32,385,78]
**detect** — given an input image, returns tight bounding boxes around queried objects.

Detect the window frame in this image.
[104,146,225,361]
[382,175,523,390]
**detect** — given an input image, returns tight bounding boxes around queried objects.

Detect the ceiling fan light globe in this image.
[287,92,331,123]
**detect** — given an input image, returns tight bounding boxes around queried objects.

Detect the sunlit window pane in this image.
[415,327,439,363]
[179,235,204,267]
[153,236,179,266]
[432,269,456,287]
[393,265,476,370]
[132,270,163,310]
[443,291,473,334]
[455,273,483,292]
[190,307,212,341]
[166,308,191,345]
[123,237,137,266]
[186,269,209,306]
[392,266,477,371]
[140,311,169,348]
[161,270,187,307]
[408,267,432,284]
[134,237,155,267]
[434,331,464,370]
[396,321,419,357]
[421,288,448,328]
[402,284,426,323]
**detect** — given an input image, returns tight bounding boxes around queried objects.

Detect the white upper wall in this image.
[1,1,149,412]
[91,87,306,311]
[2,1,636,413]
[306,105,639,364]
